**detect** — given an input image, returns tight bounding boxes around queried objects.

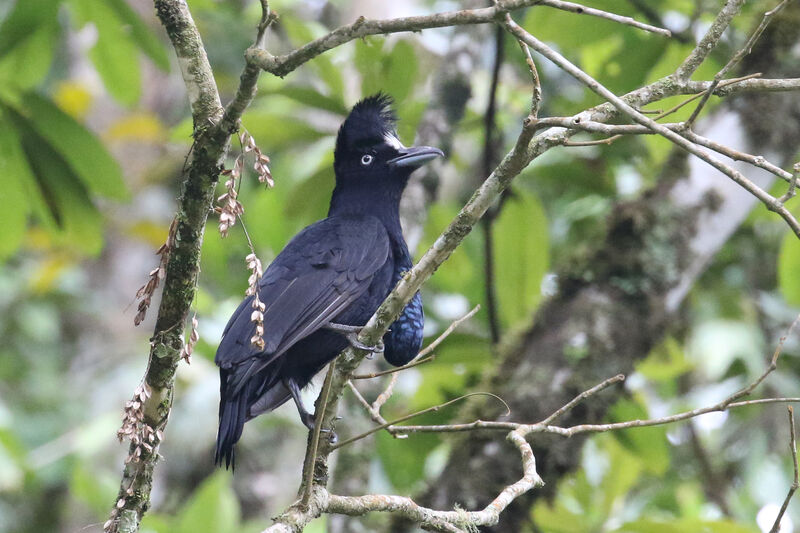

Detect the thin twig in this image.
[685,0,791,127]
[514,38,542,118]
[247,0,669,77]
[347,378,407,440]
[330,392,510,451]
[301,359,336,507]
[323,425,543,530]
[649,73,761,122]
[770,406,799,533]
[539,374,625,425]
[503,17,800,238]
[674,0,745,81]
[372,373,398,411]
[779,163,800,204]
[537,116,795,184]
[352,305,480,380]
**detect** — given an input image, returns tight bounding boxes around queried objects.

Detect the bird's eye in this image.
[360,154,374,166]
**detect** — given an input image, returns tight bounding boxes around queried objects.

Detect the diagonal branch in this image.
[503,16,800,238]
[246,0,669,78]
[770,406,799,533]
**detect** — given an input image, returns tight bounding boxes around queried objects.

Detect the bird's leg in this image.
[324,322,385,357]
[283,378,316,431]
[283,379,338,443]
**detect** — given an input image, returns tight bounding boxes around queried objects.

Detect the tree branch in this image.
[674,0,744,81]
[503,16,800,237]
[246,0,669,78]
[770,406,799,533]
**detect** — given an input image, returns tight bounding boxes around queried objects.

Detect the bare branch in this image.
[514,38,542,118]
[685,0,791,126]
[247,0,669,78]
[330,392,510,451]
[539,374,625,425]
[534,0,671,36]
[779,163,800,204]
[684,77,800,96]
[324,427,543,529]
[301,359,337,507]
[535,116,796,184]
[770,406,799,533]
[353,305,481,380]
[503,17,800,238]
[674,0,745,81]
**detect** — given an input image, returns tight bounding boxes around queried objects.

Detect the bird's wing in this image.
[215,216,390,371]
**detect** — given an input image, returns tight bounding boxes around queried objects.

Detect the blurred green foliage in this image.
[1,0,799,532]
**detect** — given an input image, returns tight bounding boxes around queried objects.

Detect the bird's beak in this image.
[387,146,444,169]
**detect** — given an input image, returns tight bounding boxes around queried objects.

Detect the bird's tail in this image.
[215,361,291,469]
[215,368,250,470]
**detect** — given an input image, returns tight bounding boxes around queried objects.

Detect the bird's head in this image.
[333,93,443,186]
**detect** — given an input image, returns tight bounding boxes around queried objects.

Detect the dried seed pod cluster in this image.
[217,129,273,238]
[134,218,177,326]
[246,253,266,350]
[217,156,245,237]
[116,383,162,460]
[180,313,200,364]
[241,130,274,187]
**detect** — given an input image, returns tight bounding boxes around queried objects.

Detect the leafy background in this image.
[1,0,799,532]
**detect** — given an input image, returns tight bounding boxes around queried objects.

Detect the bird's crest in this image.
[335,93,398,157]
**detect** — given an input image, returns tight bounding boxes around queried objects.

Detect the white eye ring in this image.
[361,154,374,166]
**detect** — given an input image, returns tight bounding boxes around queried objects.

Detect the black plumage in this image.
[214,94,443,468]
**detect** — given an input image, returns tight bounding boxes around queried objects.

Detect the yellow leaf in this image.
[29,254,73,293]
[53,81,92,119]
[107,113,166,142]
[127,221,169,247]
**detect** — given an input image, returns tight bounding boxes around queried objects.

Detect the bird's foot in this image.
[284,379,339,442]
[299,412,338,442]
[325,322,385,356]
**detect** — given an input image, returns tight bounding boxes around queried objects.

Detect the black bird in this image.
[214,94,443,468]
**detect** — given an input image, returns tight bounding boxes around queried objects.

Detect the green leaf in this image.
[18,122,105,255]
[355,37,385,96]
[269,86,348,115]
[69,0,142,106]
[618,519,758,533]
[376,417,442,492]
[421,203,483,303]
[70,463,117,518]
[412,333,491,410]
[8,92,128,201]
[175,472,240,533]
[609,398,669,475]
[283,163,335,221]
[382,40,418,103]
[636,336,693,382]
[0,122,33,260]
[241,110,326,152]
[106,0,170,70]
[493,189,550,329]
[778,231,800,305]
[0,0,59,59]
[281,15,344,97]
[0,22,56,89]
[355,39,419,102]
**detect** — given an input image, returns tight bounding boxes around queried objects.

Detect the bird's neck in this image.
[328,183,404,235]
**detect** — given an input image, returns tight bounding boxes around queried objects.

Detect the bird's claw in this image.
[303,414,339,442]
[326,322,384,354]
[345,332,384,355]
